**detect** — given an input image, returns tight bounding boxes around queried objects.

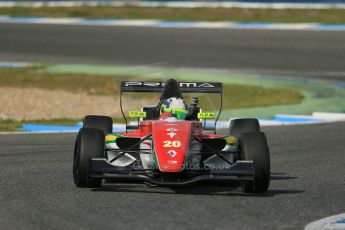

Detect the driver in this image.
[160,97,188,120]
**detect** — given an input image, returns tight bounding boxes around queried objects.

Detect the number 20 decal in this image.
[163,141,181,148]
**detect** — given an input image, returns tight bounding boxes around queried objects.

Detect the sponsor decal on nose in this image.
[167,150,177,158]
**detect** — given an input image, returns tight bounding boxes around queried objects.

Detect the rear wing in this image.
[121,81,222,93]
[120,80,223,134]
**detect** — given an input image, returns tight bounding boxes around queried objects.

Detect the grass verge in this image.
[0,66,303,131]
[0,66,303,108]
[0,65,120,95]
[1,5,345,23]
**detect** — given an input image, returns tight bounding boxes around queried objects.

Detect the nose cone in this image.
[151,120,191,172]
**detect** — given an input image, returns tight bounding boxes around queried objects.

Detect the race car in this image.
[73,79,270,193]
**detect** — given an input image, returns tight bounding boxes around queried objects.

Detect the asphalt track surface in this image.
[1,122,345,230]
[1,23,345,81]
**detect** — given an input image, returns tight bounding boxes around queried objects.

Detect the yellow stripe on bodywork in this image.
[224,136,237,145]
[105,134,118,143]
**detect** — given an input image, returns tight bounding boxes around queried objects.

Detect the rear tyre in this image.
[73,128,105,188]
[229,118,260,137]
[83,115,113,135]
[240,132,270,193]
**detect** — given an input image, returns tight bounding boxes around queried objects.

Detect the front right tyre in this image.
[240,132,270,193]
[229,118,260,137]
[73,128,105,188]
[83,115,113,135]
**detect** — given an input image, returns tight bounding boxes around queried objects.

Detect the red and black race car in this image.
[73,79,270,193]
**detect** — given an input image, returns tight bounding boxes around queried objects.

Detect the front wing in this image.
[89,158,255,186]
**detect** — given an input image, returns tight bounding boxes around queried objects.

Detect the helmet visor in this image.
[162,108,187,120]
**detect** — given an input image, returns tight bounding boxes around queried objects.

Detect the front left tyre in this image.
[73,128,105,188]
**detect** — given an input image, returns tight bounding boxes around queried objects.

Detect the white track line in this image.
[305,213,345,230]
[1,1,345,9]
[1,16,345,31]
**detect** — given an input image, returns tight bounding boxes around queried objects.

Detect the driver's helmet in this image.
[160,97,188,120]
